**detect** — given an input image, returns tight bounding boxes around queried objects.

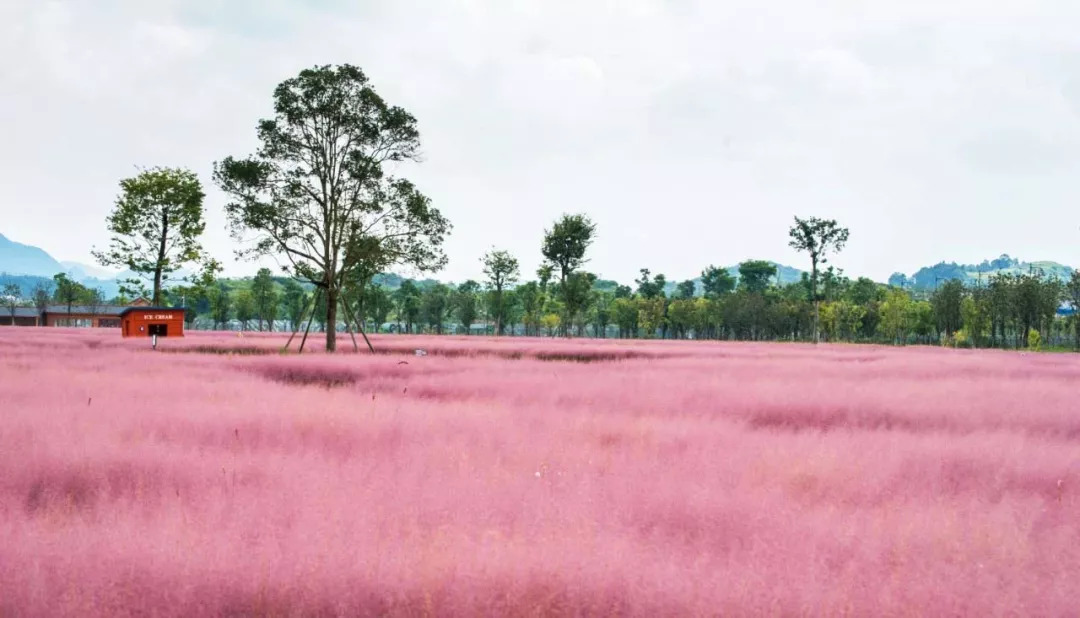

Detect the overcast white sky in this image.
[2,0,1080,284]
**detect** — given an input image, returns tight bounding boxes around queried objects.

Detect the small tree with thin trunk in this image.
[52,273,87,321]
[32,283,51,325]
[455,280,480,335]
[2,283,20,325]
[235,290,255,331]
[541,214,596,335]
[93,167,214,306]
[281,281,306,332]
[788,216,849,343]
[482,249,520,335]
[210,286,232,330]
[251,268,278,332]
[85,288,104,326]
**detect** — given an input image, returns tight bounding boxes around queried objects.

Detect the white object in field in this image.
[152,334,158,350]
[414,349,427,357]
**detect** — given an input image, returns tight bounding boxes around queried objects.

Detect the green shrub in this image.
[1028,328,1041,351]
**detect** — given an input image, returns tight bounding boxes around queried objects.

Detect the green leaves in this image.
[542,214,596,282]
[213,64,450,350]
[787,216,850,341]
[737,260,777,294]
[788,216,850,261]
[701,266,736,299]
[541,214,597,335]
[93,167,211,305]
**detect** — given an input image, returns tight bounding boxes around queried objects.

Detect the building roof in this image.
[43,305,128,316]
[3,307,40,318]
[118,306,185,317]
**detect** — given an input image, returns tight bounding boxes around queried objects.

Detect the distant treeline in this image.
[124,263,1077,352]
[6,258,1080,352]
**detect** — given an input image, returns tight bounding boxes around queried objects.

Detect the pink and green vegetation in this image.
[2,329,1078,615]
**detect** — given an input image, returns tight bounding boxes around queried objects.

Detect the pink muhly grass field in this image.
[1,329,1078,615]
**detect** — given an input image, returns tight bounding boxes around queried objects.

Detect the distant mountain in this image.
[372,273,404,289]
[60,261,118,281]
[0,273,53,297]
[0,233,64,277]
[892,254,1075,290]
[752,262,804,286]
[0,234,126,297]
[660,262,805,297]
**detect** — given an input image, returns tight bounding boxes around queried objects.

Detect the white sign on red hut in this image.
[141,314,175,320]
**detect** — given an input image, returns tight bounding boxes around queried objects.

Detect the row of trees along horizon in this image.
[5,63,1080,352]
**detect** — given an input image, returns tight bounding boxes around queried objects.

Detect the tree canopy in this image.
[788,216,850,342]
[93,167,216,305]
[482,249,520,335]
[542,214,596,285]
[214,64,451,351]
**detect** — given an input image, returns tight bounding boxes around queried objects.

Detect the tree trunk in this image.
[811,258,820,344]
[325,287,338,352]
[154,210,168,306]
[814,300,820,344]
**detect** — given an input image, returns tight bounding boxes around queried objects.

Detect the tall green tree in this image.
[667,298,695,338]
[961,292,991,348]
[1011,274,1058,348]
[931,279,964,339]
[214,64,451,351]
[847,277,880,306]
[788,216,850,342]
[562,272,597,336]
[737,261,777,294]
[637,297,667,338]
[612,296,638,338]
[675,280,696,300]
[234,290,255,331]
[209,286,233,330]
[93,167,215,305]
[454,280,481,334]
[701,266,736,299]
[517,281,543,336]
[281,281,307,332]
[589,290,614,338]
[482,249,520,335]
[367,285,393,333]
[251,268,279,331]
[635,269,667,299]
[52,273,90,317]
[394,280,422,334]
[421,284,452,334]
[542,214,596,334]
[32,283,51,322]
[541,214,596,286]
[878,288,911,344]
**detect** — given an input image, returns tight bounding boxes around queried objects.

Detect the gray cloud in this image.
[2,0,1079,285]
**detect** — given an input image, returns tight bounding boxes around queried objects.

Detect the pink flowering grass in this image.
[1,328,1078,615]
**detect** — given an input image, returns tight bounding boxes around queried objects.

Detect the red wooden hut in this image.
[120,307,186,338]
